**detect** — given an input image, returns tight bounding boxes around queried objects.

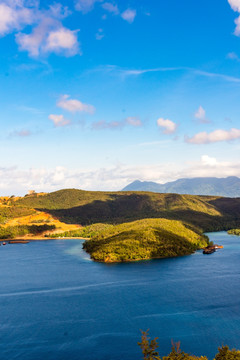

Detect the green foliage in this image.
[13,189,112,210]
[214,346,240,360]
[11,189,240,233]
[163,347,207,360]
[0,207,35,224]
[5,189,240,262]
[138,330,161,360]
[83,219,208,262]
[228,229,240,236]
[138,332,239,360]
[0,224,56,239]
[45,223,113,239]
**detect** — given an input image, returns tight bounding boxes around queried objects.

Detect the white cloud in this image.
[157,118,177,134]
[227,1,240,35]
[57,95,95,114]
[49,114,71,127]
[194,106,209,124]
[16,17,53,57]
[185,128,240,144]
[201,155,218,166]
[183,156,240,179]
[234,15,240,36]
[102,2,119,14]
[121,8,136,23]
[16,13,80,57]
[228,0,240,12]
[45,27,79,56]
[75,0,99,13]
[0,2,33,36]
[2,156,240,196]
[0,1,80,58]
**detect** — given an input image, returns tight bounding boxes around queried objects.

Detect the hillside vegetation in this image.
[0,196,81,239]
[2,188,240,261]
[228,228,240,236]
[12,189,240,232]
[82,218,209,262]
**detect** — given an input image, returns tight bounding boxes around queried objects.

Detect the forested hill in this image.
[122,176,240,197]
[10,189,240,232]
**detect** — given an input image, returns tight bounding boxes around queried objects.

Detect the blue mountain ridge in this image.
[121,176,240,197]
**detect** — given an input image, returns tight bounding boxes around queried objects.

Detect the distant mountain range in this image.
[122,176,240,197]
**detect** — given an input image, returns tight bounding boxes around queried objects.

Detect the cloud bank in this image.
[2,155,240,196]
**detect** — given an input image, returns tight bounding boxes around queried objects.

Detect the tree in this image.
[214,346,240,360]
[138,330,161,360]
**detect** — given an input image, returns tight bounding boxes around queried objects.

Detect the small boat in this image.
[2,242,6,246]
[8,241,29,244]
[203,248,215,254]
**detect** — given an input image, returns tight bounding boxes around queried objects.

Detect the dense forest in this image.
[82,219,208,262]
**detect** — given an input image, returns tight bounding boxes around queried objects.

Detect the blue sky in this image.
[1,0,240,195]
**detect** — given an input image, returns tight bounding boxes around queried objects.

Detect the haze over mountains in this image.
[122,177,240,197]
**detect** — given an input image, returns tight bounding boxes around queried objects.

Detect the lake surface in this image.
[0,231,240,360]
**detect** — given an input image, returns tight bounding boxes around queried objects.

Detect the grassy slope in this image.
[13,189,240,231]
[0,195,81,238]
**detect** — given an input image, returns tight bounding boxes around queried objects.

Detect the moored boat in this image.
[8,240,29,244]
[203,248,215,254]
[203,243,223,254]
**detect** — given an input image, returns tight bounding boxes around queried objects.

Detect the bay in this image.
[0,231,240,360]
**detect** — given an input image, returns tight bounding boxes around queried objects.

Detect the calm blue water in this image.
[0,232,240,360]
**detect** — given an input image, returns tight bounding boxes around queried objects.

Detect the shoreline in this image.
[0,237,90,241]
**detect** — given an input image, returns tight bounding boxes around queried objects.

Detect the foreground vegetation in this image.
[139,331,240,360]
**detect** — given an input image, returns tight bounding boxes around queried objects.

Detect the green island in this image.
[82,219,208,262]
[138,330,240,360]
[1,189,240,262]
